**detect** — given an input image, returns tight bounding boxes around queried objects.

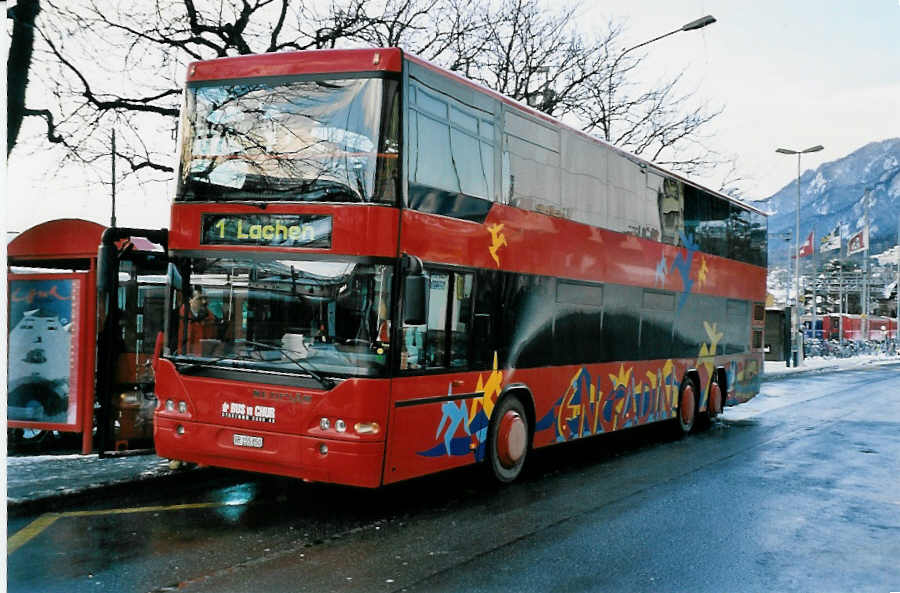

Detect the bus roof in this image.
[186,47,766,217]
[187,48,403,82]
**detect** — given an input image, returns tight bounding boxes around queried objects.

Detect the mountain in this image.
[762,138,900,266]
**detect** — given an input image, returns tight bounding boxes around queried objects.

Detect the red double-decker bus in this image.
[154,48,767,487]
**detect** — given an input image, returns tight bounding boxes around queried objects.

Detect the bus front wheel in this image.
[487,396,530,483]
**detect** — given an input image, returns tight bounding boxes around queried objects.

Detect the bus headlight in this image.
[335,419,347,433]
[178,401,188,414]
[319,417,330,431]
[166,399,175,412]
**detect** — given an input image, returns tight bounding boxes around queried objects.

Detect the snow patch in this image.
[890,172,900,198]
[807,171,827,195]
[7,453,98,465]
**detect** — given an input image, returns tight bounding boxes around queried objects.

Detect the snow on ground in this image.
[763,352,900,377]
[724,353,900,421]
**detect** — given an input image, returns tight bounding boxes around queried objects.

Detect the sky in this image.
[4,0,900,235]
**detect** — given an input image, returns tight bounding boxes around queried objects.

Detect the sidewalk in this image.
[762,351,900,381]
[7,353,900,515]
[5,452,217,516]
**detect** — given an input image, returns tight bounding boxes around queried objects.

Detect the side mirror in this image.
[404,275,426,325]
[401,253,426,325]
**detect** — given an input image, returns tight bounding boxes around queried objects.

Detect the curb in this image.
[761,358,900,383]
[6,465,237,518]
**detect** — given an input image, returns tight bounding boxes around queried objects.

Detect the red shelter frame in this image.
[8,219,103,454]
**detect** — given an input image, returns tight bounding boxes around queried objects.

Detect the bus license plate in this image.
[233,434,263,448]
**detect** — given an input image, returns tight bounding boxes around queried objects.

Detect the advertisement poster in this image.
[7,276,82,426]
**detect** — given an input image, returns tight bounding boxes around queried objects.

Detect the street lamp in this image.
[776,144,824,366]
[604,15,716,134]
[621,15,717,58]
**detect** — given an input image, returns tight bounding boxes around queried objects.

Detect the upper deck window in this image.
[177,77,399,204]
[406,81,496,221]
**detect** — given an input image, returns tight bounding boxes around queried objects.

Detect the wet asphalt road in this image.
[8,365,900,593]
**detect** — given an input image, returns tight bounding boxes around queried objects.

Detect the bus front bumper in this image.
[154,417,385,488]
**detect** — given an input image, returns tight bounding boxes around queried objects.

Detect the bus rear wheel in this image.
[487,396,530,483]
[676,377,698,435]
[707,378,723,420]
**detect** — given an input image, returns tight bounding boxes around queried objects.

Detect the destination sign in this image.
[201,214,332,248]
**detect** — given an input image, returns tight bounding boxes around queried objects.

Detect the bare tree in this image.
[320,0,727,174]
[18,0,731,187]
[7,0,64,153]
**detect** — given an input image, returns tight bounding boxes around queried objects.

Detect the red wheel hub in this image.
[709,382,722,416]
[680,384,695,426]
[497,410,526,469]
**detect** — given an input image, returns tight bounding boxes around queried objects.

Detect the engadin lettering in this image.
[221,401,276,423]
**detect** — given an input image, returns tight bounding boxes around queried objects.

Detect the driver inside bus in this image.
[180,286,218,355]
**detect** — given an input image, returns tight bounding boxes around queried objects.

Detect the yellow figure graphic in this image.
[697,321,724,393]
[607,365,633,431]
[697,256,710,288]
[471,351,503,424]
[487,223,508,267]
[661,359,677,412]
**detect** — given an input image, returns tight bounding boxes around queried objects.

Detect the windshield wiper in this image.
[172,352,251,372]
[240,339,335,390]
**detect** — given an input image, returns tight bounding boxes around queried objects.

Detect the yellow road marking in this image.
[7,513,62,556]
[7,501,244,556]
[66,501,238,517]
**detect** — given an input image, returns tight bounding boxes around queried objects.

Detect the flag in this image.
[846,227,868,256]
[797,231,814,257]
[884,280,897,300]
[819,224,841,253]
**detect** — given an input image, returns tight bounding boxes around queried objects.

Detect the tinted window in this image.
[750,211,768,267]
[725,299,749,354]
[554,281,605,365]
[729,204,752,262]
[603,284,641,362]
[640,290,674,360]
[502,274,554,368]
[557,281,604,307]
[673,294,723,358]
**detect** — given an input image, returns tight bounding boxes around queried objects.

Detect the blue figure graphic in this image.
[434,388,470,456]
[669,231,699,311]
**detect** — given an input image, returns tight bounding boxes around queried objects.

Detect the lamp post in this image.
[620,15,717,58]
[776,144,824,365]
[604,15,716,136]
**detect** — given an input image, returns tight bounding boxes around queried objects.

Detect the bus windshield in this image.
[177,77,399,203]
[165,256,394,378]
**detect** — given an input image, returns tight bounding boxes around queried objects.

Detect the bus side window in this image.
[412,270,474,370]
[449,273,473,368]
[423,272,449,368]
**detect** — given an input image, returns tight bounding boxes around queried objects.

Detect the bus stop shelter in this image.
[8,219,168,455]
[8,219,103,454]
